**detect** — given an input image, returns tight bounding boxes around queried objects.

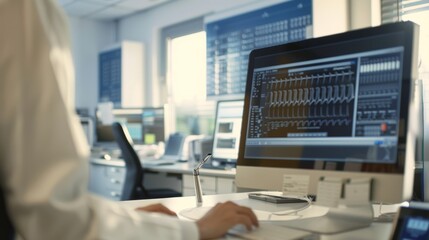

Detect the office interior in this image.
[61,0,429,238]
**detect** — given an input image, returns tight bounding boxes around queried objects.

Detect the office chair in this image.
[0,187,14,240]
[111,122,182,200]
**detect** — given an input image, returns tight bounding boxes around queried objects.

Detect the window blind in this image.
[382,0,429,23]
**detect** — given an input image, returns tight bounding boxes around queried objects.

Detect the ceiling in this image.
[58,0,173,20]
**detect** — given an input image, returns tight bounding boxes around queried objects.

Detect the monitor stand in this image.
[280,204,374,234]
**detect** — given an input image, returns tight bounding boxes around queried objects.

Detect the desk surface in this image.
[90,158,236,178]
[120,192,396,240]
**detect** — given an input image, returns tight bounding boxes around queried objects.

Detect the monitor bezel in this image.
[236,21,419,203]
[141,107,166,144]
[95,107,166,144]
[211,99,245,165]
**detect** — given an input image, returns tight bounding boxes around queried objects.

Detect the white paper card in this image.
[316,177,343,207]
[344,178,371,205]
[282,174,310,197]
[97,102,114,125]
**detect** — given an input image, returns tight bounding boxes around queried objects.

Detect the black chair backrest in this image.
[111,122,148,200]
[0,187,14,240]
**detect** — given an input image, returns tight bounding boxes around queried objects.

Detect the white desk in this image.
[89,158,236,177]
[120,192,396,239]
[89,158,236,200]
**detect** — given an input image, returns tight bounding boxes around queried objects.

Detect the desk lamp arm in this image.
[193,154,211,207]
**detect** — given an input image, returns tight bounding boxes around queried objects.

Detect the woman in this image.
[0,0,258,239]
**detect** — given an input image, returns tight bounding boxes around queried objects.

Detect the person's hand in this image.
[196,201,259,239]
[135,203,177,217]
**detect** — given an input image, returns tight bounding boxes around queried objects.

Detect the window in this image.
[160,18,216,136]
[381,0,429,81]
[167,32,215,135]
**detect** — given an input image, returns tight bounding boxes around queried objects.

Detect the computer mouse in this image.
[101,154,111,160]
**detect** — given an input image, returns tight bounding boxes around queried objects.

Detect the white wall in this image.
[313,0,349,37]
[70,0,374,111]
[118,0,261,107]
[118,0,355,107]
[68,17,116,115]
[349,0,381,30]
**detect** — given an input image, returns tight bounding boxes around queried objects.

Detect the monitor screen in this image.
[211,100,244,165]
[96,107,166,145]
[236,21,419,203]
[110,108,144,144]
[163,133,185,157]
[391,205,429,240]
[142,108,166,144]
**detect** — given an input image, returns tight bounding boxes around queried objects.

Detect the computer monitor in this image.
[211,100,244,167]
[142,107,166,144]
[160,132,186,161]
[236,21,419,204]
[111,108,144,144]
[95,107,166,145]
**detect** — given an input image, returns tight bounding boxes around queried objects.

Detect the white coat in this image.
[0,0,198,239]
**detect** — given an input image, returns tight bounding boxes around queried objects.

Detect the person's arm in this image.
[0,1,258,239]
[137,201,259,239]
[196,201,259,239]
[0,1,199,239]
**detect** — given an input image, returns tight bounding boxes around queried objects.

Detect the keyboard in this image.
[228,222,317,240]
[141,158,177,166]
[179,206,318,239]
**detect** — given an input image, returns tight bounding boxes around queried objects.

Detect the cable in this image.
[269,196,313,216]
[372,202,399,222]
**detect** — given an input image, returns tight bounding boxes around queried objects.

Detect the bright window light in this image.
[170,31,206,105]
[168,31,214,135]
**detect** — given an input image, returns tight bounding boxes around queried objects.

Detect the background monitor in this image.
[142,107,166,144]
[96,107,166,145]
[236,21,419,203]
[211,100,244,167]
[161,132,185,161]
[112,108,144,143]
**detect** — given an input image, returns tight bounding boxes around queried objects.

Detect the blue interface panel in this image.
[245,47,404,163]
[399,217,429,240]
[393,206,429,240]
[205,0,312,99]
[99,49,122,106]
